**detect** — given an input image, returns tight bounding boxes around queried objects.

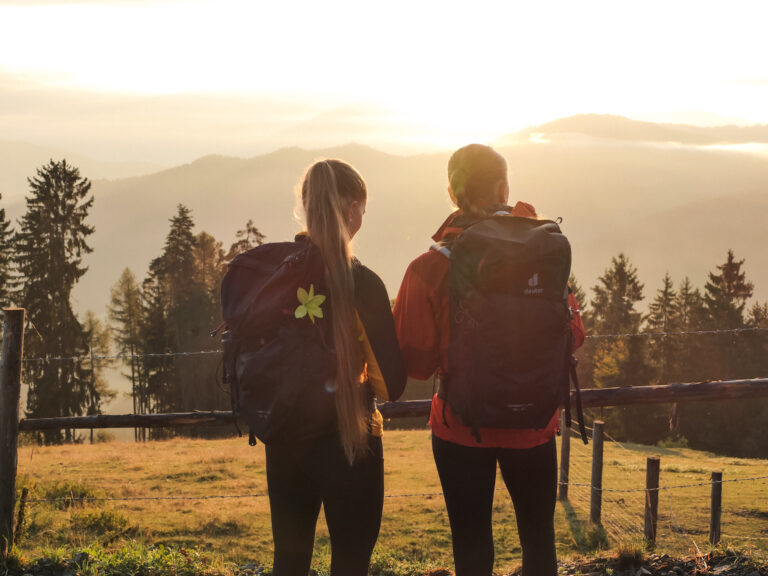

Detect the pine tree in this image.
[704,249,753,329]
[680,254,762,457]
[588,254,657,443]
[82,311,117,442]
[673,277,707,382]
[0,192,13,307]
[647,273,680,384]
[108,268,147,439]
[140,256,174,424]
[588,253,644,335]
[13,160,97,443]
[225,219,265,260]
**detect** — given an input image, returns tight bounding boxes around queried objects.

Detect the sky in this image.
[2,0,768,164]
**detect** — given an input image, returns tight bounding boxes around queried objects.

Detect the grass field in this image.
[13,429,768,574]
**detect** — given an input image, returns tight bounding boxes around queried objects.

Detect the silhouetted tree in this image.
[225,219,265,260]
[680,253,765,456]
[647,273,680,384]
[588,254,644,335]
[138,207,233,435]
[82,311,117,443]
[704,249,753,330]
[0,192,12,307]
[588,254,656,442]
[108,268,147,440]
[13,160,97,443]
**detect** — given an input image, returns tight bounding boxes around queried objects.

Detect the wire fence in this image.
[15,326,768,364]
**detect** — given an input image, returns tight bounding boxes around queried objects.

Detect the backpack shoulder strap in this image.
[430,242,452,259]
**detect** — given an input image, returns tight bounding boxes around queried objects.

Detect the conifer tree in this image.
[588,253,644,335]
[673,277,707,382]
[225,219,265,260]
[704,249,753,329]
[108,268,147,439]
[589,254,656,442]
[680,254,763,456]
[13,160,97,443]
[82,311,117,442]
[140,256,173,422]
[647,273,680,384]
[0,192,12,307]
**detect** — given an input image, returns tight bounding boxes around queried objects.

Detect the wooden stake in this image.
[0,309,25,556]
[710,471,722,545]
[590,420,604,524]
[644,456,660,548]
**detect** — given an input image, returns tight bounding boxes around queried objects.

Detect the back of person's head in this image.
[301,159,369,464]
[447,144,508,213]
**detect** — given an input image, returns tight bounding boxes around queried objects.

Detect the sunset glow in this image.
[2,0,768,150]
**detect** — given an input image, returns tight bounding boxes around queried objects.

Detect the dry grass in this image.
[14,429,768,573]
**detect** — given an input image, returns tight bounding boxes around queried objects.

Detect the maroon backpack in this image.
[220,240,337,445]
[436,212,586,443]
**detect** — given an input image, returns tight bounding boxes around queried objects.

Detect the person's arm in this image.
[392,255,444,381]
[568,291,586,350]
[355,266,407,401]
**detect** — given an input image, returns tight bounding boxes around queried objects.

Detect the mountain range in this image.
[3,114,768,320]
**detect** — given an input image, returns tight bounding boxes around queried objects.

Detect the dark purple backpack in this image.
[437,213,585,442]
[220,241,337,445]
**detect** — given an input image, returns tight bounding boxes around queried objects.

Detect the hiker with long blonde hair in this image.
[264,159,406,575]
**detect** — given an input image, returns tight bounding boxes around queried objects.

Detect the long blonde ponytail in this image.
[301,160,368,464]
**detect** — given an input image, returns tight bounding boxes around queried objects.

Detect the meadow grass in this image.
[13,428,768,574]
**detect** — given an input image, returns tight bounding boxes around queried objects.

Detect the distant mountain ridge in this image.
[3,115,768,319]
[499,114,768,145]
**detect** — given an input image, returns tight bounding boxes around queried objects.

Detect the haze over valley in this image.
[4,114,768,319]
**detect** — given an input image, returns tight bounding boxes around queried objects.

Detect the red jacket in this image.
[393,202,586,448]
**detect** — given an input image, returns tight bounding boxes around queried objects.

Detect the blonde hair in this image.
[301,159,368,464]
[448,143,508,213]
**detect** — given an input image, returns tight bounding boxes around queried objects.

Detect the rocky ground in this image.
[9,550,768,576]
[544,551,765,576]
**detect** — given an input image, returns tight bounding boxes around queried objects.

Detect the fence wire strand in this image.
[18,326,768,364]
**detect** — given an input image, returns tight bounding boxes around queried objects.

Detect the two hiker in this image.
[222,144,585,576]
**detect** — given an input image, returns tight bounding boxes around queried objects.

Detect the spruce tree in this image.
[140,256,173,424]
[108,268,147,439]
[0,192,12,307]
[704,249,753,329]
[588,253,644,335]
[82,311,117,442]
[225,219,265,260]
[680,254,762,456]
[647,273,680,384]
[13,160,96,443]
[589,254,656,442]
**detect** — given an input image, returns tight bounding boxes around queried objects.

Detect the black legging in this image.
[432,435,558,576]
[265,433,384,576]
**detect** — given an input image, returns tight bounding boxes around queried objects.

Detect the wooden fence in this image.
[3,308,768,555]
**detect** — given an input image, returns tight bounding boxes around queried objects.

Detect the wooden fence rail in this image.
[15,378,768,431]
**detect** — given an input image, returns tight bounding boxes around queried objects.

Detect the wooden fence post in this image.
[644,456,661,548]
[710,471,722,545]
[558,410,571,501]
[590,420,604,524]
[0,309,25,556]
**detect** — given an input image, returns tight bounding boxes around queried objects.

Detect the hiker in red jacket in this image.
[393,144,585,576]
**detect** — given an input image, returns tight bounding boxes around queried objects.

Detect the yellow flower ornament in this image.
[294,284,326,324]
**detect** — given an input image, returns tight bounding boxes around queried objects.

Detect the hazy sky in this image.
[2,0,768,164]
